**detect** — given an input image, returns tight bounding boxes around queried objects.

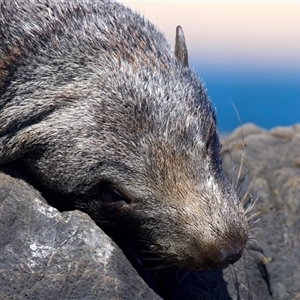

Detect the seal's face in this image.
[13,64,248,271]
[75,106,248,271]
[4,64,248,271]
[0,0,248,271]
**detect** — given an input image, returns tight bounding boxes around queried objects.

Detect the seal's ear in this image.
[174,25,189,68]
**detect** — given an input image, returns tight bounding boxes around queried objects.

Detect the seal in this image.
[0,0,248,272]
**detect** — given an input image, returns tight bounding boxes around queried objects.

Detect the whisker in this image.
[243,251,253,300]
[230,264,241,300]
[248,217,261,225]
[248,227,260,233]
[178,269,191,285]
[149,261,174,272]
[240,174,258,203]
[138,256,165,261]
[223,137,236,187]
[229,99,245,190]
[244,195,259,216]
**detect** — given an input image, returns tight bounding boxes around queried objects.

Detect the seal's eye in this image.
[97,187,127,211]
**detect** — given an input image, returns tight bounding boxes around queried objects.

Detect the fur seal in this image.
[0,0,248,272]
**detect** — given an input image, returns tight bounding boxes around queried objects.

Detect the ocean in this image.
[194,63,300,135]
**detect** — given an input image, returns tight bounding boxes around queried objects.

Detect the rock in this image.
[222,123,300,300]
[0,172,160,300]
[1,123,300,299]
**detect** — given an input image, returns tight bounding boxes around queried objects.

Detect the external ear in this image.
[174,25,189,68]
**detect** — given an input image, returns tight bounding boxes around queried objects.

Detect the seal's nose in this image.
[215,248,243,269]
[226,251,242,265]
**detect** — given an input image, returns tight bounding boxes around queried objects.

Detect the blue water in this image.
[193,63,300,134]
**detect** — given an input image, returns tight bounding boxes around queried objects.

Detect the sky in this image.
[121,1,300,133]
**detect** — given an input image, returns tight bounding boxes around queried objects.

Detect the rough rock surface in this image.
[0,172,160,300]
[1,123,299,299]
[222,123,300,300]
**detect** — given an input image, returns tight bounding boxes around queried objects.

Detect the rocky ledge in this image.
[0,123,299,299]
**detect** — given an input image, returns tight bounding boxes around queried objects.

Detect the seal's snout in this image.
[202,243,245,270]
[214,247,243,269]
[227,250,243,265]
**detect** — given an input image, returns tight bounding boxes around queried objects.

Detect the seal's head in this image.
[74,27,248,270]
[76,94,248,270]
[0,0,248,271]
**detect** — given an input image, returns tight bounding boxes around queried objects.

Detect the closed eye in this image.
[96,186,128,211]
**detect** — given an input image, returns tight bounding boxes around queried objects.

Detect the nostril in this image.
[215,248,243,269]
[227,251,242,265]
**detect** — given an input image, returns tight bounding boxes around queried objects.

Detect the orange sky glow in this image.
[122,2,300,70]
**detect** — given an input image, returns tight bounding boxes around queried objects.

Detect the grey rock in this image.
[0,172,160,300]
[1,123,300,299]
[222,123,300,300]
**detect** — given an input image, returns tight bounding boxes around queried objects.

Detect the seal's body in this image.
[0,0,247,271]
